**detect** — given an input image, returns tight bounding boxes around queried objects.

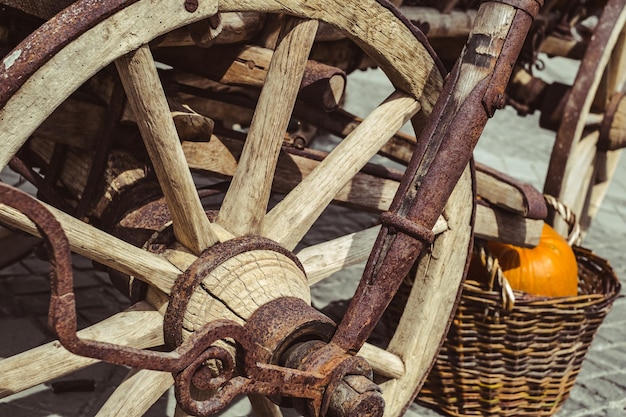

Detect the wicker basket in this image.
[416,244,621,416]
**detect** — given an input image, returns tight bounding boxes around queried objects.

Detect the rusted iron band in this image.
[0,0,140,108]
[379,211,435,244]
[164,235,306,348]
[490,0,544,18]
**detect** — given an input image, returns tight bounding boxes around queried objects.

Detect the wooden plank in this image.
[474,202,543,247]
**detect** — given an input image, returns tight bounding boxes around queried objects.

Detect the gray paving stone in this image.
[0,401,51,417]
[0,317,47,357]
[4,273,50,295]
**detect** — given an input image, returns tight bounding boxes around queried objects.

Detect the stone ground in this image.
[1,57,625,417]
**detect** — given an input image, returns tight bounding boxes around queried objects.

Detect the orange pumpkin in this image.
[486,224,579,297]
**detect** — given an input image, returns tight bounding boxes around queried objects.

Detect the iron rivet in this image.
[184,0,198,12]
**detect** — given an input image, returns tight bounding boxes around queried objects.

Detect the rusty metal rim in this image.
[163,235,306,348]
[0,0,140,108]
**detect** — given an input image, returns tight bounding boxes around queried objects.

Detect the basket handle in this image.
[544,194,581,246]
[473,242,516,312]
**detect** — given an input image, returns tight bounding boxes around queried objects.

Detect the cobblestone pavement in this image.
[1,60,625,417]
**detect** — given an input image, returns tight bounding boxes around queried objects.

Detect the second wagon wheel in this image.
[0,1,473,416]
[543,0,626,236]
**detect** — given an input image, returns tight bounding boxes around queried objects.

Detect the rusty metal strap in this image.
[379,211,435,245]
[489,0,544,18]
[0,0,141,108]
[164,235,306,348]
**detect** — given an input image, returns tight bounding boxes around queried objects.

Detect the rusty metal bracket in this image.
[378,211,435,245]
[330,0,540,354]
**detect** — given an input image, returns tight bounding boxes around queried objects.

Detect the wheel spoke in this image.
[249,394,284,417]
[0,302,163,398]
[115,44,219,254]
[263,91,421,249]
[357,343,405,380]
[95,369,173,417]
[216,17,319,236]
[0,199,180,294]
[585,112,605,126]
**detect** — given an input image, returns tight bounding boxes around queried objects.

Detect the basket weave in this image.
[417,246,622,416]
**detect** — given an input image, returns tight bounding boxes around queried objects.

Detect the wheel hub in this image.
[162,235,312,348]
[100,188,386,417]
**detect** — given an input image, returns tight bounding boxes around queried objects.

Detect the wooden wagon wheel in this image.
[543,0,626,236]
[0,1,473,416]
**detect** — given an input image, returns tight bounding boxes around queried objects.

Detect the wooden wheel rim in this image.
[543,0,626,234]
